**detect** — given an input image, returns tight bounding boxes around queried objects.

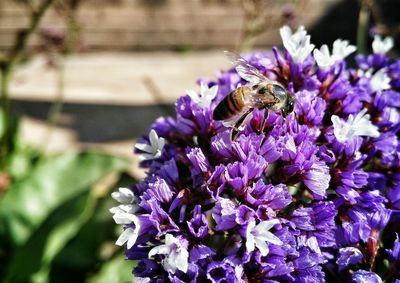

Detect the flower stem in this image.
[41,58,66,155]
[357,0,371,54]
[0,68,11,169]
[0,0,56,170]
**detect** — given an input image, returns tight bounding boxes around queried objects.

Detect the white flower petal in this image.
[200,82,208,96]
[370,69,391,92]
[148,244,171,258]
[111,187,135,204]
[332,39,356,59]
[254,238,270,257]
[306,236,322,255]
[161,258,177,273]
[115,216,140,248]
[372,35,394,54]
[118,204,138,214]
[187,83,218,108]
[245,234,255,253]
[186,89,199,101]
[285,136,297,154]
[157,137,165,152]
[127,228,140,249]
[206,85,218,100]
[135,130,165,160]
[255,219,280,232]
[246,219,282,256]
[174,248,189,272]
[255,229,283,244]
[135,143,153,154]
[280,25,315,64]
[139,153,157,161]
[134,278,151,283]
[148,234,189,274]
[116,227,136,248]
[313,44,334,69]
[164,233,178,245]
[332,109,380,143]
[112,211,136,224]
[109,206,123,214]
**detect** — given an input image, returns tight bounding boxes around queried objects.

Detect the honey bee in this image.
[213,51,295,139]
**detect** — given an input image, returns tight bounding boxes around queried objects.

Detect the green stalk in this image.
[41,0,83,154]
[357,0,370,54]
[0,0,56,170]
[40,58,66,155]
[0,69,10,169]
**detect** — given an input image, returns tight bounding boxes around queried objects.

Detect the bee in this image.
[213,51,295,139]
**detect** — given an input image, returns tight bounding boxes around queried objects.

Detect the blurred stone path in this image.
[10,51,230,178]
[11,51,229,105]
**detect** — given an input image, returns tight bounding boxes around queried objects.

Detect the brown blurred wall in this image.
[0,0,336,52]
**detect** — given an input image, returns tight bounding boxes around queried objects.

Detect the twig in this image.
[7,0,56,71]
[0,0,56,169]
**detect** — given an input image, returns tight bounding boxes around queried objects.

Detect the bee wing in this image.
[224,51,268,84]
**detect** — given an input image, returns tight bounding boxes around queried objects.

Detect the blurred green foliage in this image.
[0,110,136,283]
[0,2,138,282]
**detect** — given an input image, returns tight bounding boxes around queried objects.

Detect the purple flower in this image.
[212,198,238,231]
[111,25,399,282]
[206,260,243,283]
[246,181,292,210]
[134,259,161,277]
[336,247,363,271]
[386,233,400,262]
[148,234,189,273]
[187,205,208,238]
[352,270,383,283]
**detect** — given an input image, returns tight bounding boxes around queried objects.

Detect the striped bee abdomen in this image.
[213,88,246,120]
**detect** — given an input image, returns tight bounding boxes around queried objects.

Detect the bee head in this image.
[281,95,295,117]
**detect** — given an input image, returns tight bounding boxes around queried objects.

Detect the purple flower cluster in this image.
[111,26,400,282]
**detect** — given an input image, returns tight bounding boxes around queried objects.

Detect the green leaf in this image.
[8,144,40,181]
[3,192,91,283]
[0,152,129,282]
[87,255,135,283]
[0,152,129,246]
[31,192,100,283]
[45,173,137,283]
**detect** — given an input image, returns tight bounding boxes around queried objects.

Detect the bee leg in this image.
[231,108,253,140]
[260,108,269,133]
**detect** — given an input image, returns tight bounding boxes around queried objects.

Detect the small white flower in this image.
[280,25,315,64]
[135,129,165,160]
[370,69,391,92]
[110,187,141,248]
[372,35,394,54]
[115,215,141,249]
[332,39,356,60]
[313,39,356,69]
[110,187,139,218]
[246,219,282,256]
[331,108,380,143]
[313,45,335,70]
[186,82,218,108]
[148,234,189,273]
[111,187,135,204]
[298,235,322,255]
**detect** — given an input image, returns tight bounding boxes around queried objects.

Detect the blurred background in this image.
[0,0,399,282]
